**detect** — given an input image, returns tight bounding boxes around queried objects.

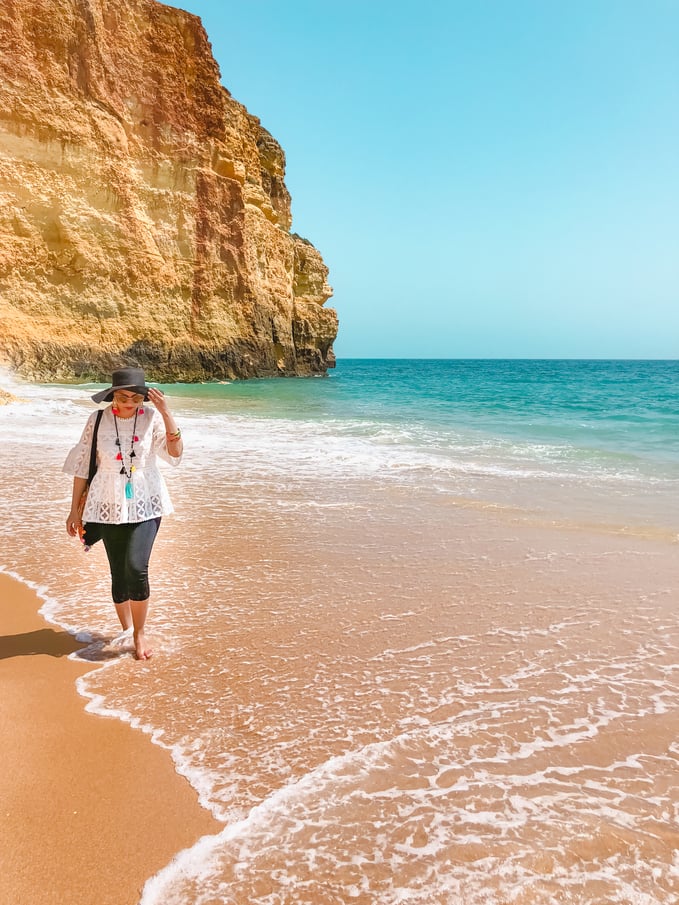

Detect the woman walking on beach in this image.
[64,368,183,660]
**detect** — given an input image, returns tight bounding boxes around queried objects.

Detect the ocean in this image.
[2,359,679,905]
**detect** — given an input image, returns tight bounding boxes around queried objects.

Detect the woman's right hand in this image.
[66,509,83,538]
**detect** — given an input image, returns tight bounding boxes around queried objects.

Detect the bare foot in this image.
[133,630,153,661]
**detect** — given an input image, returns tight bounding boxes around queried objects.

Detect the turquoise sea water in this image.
[167,359,679,469]
[163,358,679,535]
[2,358,679,905]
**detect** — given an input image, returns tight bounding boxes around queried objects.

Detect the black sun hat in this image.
[91,367,151,404]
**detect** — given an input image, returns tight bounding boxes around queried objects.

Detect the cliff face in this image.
[0,0,337,380]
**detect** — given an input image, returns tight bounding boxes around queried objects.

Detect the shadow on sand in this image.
[0,628,132,661]
[0,627,85,660]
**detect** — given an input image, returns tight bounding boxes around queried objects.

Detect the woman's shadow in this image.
[0,629,128,661]
[0,628,84,659]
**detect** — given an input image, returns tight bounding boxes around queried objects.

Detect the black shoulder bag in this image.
[79,410,104,550]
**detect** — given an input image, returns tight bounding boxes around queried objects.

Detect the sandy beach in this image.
[2,367,679,904]
[0,572,220,905]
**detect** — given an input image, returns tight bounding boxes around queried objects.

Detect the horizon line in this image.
[334,356,679,362]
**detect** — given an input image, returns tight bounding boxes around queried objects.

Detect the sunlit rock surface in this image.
[0,0,337,380]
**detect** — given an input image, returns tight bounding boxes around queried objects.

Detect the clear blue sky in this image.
[169,0,678,359]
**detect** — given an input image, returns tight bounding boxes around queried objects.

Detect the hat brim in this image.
[91,384,150,404]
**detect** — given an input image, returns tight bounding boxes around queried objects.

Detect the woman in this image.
[64,368,183,660]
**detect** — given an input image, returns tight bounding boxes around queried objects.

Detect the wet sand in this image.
[0,573,220,905]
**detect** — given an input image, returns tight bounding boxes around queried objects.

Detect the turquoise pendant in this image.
[125,480,134,500]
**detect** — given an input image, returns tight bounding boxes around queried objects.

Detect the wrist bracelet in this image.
[166,427,182,440]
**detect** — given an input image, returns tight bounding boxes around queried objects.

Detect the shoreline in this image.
[0,572,221,905]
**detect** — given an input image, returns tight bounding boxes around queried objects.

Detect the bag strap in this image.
[87,410,104,486]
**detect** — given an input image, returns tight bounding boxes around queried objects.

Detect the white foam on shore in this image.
[138,714,679,905]
[68,664,227,824]
[0,564,80,632]
[135,612,679,905]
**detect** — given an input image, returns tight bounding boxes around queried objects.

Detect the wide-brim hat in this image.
[91,367,151,404]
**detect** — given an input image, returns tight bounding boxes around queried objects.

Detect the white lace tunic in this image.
[63,405,180,524]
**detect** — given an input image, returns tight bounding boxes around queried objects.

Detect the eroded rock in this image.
[0,0,337,381]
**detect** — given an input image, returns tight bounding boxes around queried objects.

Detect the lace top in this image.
[63,405,181,524]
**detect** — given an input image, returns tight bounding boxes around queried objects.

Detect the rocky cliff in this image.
[0,0,337,380]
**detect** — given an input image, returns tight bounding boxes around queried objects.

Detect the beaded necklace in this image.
[113,408,141,500]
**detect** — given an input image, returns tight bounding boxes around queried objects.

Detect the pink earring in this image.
[112,406,119,415]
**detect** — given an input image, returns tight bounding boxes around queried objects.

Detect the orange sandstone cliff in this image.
[0,0,337,380]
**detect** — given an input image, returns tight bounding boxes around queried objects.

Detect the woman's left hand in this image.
[147,387,170,415]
